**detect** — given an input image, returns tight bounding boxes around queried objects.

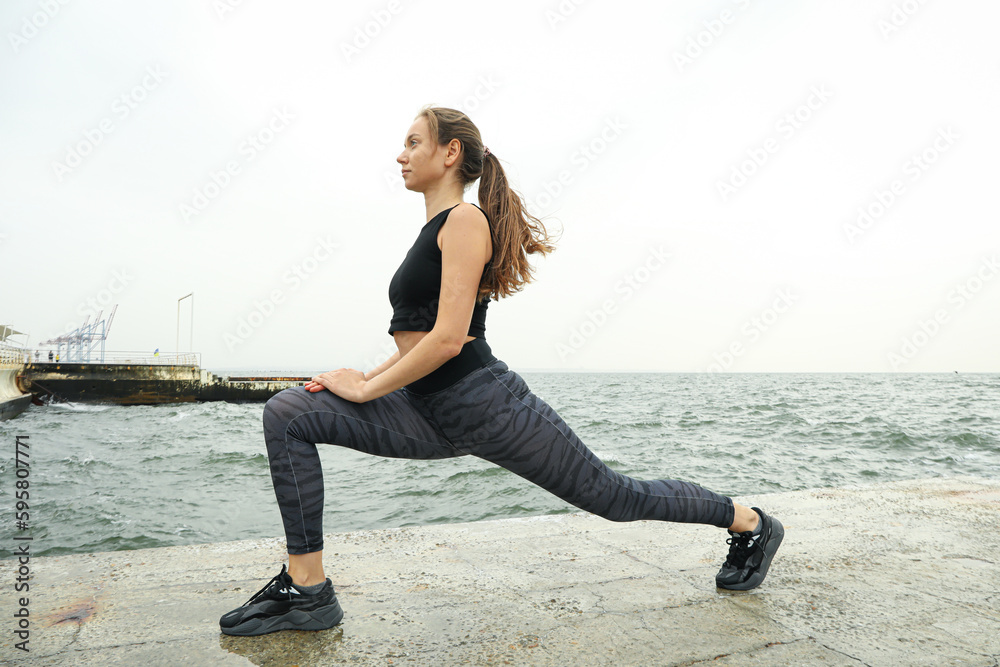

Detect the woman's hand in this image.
[304,368,369,402]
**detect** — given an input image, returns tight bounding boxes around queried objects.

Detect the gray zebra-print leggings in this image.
[264,356,735,554]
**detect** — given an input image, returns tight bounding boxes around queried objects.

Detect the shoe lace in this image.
[723,532,757,568]
[242,564,293,606]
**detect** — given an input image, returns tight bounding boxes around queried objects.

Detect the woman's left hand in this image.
[305,368,369,402]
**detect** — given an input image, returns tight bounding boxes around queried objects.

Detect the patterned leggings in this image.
[263,357,735,554]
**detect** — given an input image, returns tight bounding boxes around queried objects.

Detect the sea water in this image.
[1,372,997,558]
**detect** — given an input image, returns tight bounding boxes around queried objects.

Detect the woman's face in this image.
[396,116,447,192]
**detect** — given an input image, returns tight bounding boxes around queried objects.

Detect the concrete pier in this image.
[19,363,308,405]
[2,477,998,666]
[0,364,31,421]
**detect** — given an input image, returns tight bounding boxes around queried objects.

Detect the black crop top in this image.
[387,204,491,337]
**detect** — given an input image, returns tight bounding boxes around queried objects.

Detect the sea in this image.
[1,372,998,559]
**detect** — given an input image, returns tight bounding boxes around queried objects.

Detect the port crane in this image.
[39,305,117,362]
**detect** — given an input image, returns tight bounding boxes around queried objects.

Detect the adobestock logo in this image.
[56,269,134,335]
[887,254,998,370]
[556,245,670,360]
[76,269,132,322]
[843,126,958,245]
[877,0,930,39]
[544,0,589,30]
[528,116,627,216]
[213,0,248,20]
[179,107,295,224]
[706,288,798,373]
[224,236,339,351]
[8,0,71,54]
[716,85,832,202]
[673,0,754,73]
[340,0,406,64]
[51,66,168,183]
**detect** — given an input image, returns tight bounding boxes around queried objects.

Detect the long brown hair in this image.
[416,105,557,301]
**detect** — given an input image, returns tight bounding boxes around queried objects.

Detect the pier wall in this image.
[0,367,23,400]
[0,356,32,420]
[21,362,202,405]
[19,364,308,404]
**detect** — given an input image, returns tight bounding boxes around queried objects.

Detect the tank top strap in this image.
[466,203,494,268]
[471,202,491,224]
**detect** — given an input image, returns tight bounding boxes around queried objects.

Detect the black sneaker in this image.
[715,507,784,591]
[219,564,344,636]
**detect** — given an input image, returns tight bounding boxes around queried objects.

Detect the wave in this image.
[48,402,111,412]
[200,450,268,467]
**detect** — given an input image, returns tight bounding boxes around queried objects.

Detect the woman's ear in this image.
[443,138,462,167]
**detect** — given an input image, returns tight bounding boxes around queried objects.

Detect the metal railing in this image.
[0,345,28,367]
[26,350,202,367]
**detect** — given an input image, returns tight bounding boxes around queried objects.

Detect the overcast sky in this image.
[2,0,998,373]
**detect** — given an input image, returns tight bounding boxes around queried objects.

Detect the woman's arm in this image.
[359,205,491,401]
[363,350,400,381]
[308,204,490,402]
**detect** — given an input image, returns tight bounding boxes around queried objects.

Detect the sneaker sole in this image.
[717,517,785,591]
[221,599,344,636]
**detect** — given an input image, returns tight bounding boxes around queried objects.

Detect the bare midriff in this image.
[393,331,476,358]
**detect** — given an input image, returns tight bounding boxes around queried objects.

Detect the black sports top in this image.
[387,203,491,337]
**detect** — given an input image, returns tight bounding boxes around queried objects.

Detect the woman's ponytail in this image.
[477,150,556,300]
[417,105,558,301]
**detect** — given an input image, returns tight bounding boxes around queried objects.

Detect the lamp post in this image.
[176,293,193,360]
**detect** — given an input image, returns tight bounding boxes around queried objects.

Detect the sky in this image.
[1,0,998,373]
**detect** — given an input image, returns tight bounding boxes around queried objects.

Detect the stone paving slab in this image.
[1,477,998,666]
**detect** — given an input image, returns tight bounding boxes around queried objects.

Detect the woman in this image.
[219,106,783,637]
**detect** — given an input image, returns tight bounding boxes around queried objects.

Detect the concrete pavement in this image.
[2,476,998,666]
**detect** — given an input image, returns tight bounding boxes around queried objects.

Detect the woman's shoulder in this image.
[444,202,490,226]
[441,204,490,240]
[437,203,492,257]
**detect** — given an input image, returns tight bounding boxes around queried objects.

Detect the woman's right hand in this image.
[304,368,369,402]
[304,370,366,391]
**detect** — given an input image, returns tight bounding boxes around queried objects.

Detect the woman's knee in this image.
[263,386,308,434]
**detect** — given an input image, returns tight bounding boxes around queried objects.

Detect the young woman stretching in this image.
[219,106,784,636]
